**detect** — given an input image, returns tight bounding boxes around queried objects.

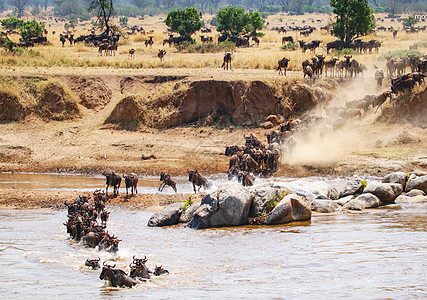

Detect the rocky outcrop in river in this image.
[148,172,427,229]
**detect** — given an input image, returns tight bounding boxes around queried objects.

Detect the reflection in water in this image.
[0,203,426,298]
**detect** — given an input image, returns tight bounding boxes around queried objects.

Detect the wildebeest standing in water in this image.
[159,172,177,193]
[105,172,121,196]
[100,262,139,288]
[277,57,290,75]
[222,52,232,70]
[187,170,209,193]
[124,173,138,195]
[85,258,101,270]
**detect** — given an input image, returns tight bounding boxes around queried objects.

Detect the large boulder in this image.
[311,199,340,213]
[265,194,311,225]
[342,193,381,210]
[362,182,402,204]
[187,187,254,229]
[147,202,184,227]
[382,172,407,187]
[179,203,200,223]
[338,177,364,198]
[405,175,427,193]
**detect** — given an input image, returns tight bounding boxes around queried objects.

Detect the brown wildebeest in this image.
[158,49,167,61]
[105,172,121,196]
[277,57,290,75]
[145,36,154,47]
[159,172,177,193]
[100,263,138,288]
[60,34,66,47]
[98,43,108,56]
[129,48,135,59]
[124,173,138,195]
[393,30,398,39]
[187,170,208,193]
[85,258,101,270]
[221,52,232,70]
[282,36,294,45]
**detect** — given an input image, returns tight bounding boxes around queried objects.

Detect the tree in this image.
[330,0,374,47]
[165,7,202,40]
[89,0,115,35]
[216,6,265,37]
[1,17,24,29]
[20,20,45,41]
[247,11,264,35]
[8,0,30,17]
[403,16,418,28]
[217,6,249,36]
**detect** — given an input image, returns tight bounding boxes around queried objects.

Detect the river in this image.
[0,201,426,299]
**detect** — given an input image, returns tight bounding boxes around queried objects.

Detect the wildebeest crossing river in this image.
[0,173,426,298]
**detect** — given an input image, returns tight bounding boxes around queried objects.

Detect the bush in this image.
[1,17,24,29]
[281,42,298,51]
[20,20,45,41]
[378,49,423,61]
[337,48,359,55]
[176,41,235,53]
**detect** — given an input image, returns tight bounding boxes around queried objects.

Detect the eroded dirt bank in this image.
[0,73,426,177]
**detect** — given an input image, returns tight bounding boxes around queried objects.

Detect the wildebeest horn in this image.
[103,261,107,266]
[96,257,100,261]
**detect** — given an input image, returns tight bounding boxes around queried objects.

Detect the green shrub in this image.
[281,42,298,51]
[378,49,423,61]
[176,41,235,53]
[1,17,24,29]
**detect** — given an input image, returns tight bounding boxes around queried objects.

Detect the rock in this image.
[179,203,200,223]
[342,193,381,210]
[187,187,254,229]
[260,121,274,129]
[147,202,184,227]
[266,114,283,126]
[336,195,353,206]
[362,182,402,204]
[265,194,311,225]
[0,90,27,121]
[338,177,364,198]
[405,189,426,197]
[382,172,407,186]
[311,199,340,213]
[105,95,142,124]
[405,175,427,193]
[395,195,427,203]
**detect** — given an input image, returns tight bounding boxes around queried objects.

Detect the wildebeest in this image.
[222,52,232,70]
[158,49,167,61]
[145,36,154,47]
[85,258,101,270]
[105,172,121,196]
[100,263,139,288]
[187,170,209,193]
[129,48,135,59]
[282,36,294,45]
[124,173,138,195]
[159,172,177,193]
[326,40,343,53]
[277,57,290,75]
[129,256,151,280]
[153,265,169,276]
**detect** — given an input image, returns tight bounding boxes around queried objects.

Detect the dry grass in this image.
[0,13,425,73]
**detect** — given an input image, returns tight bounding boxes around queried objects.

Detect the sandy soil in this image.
[0,188,203,210]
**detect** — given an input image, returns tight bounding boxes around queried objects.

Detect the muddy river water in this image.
[0,173,426,298]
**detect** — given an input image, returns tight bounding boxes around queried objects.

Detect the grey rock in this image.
[382,172,407,186]
[395,195,427,203]
[363,182,403,204]
[187,187,254,229]
[336,195,354,206]
[311,199,340,213]
[405,189,426,197]
[338,177,364,198]
[147,202,184,227]
[342,193,381,210]
[405,175,427,193]
[179,203,200,223]
[265,194,311,225]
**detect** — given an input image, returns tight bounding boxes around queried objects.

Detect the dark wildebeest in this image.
[158,49,167,61]
[187,170,208,193]
[277,57,290,75]
[105,172,121,196]
[282,36,294,45]
[145,36,154,47]
[60,34,66,47]
[153,265,169,276]
[159,172,177,193]
[100,263,139,288]
[222,52,232,70]
[129,48,135,59]
[100,210,110,224]
[85,258,101,270]
[326,40,343,53]
[129,256,151,280]
[124,173,138,195]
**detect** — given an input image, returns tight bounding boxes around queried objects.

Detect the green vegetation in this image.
[64,17,78,30]
[337,48,360,55]
[119,16,128,26]
[89,0,115,35]
[165,8,202,41]
[20,20,45,41]
[330,0,375,46]
[1,17,24,29]
[281,42,298,51]
[216,6,265,37]
[403,16,418,28]
[182,196,193,211]
[379,49,423,61]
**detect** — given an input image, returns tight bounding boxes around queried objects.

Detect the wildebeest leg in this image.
[193,183,197,193]
[106,185,109,196]
[159,182,165,192]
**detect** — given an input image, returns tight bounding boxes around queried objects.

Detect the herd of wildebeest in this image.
[64,189,169,288]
